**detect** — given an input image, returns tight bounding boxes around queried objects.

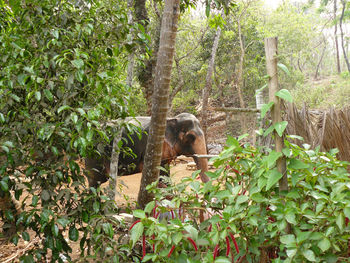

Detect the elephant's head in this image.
[166,113,210,183]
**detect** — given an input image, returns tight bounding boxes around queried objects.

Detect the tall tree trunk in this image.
[236,18,247,133]
[126,0,135,87]
[314,38,327,80]
[201,27,221,142]
[134,0,161,115]
[137,0,180,209]
[236,19,246,110]
[340,0,350,73]
[334,0,341,73]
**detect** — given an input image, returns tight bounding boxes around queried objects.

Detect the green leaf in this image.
[102,223,114,238]
[69,226,79,241]
[286,248,297,258]
[57,217,69,227]
[274,121,288,137]
[275,89,293,102]
[325,226,335,237]
[71,59,84,69]
[285,212,297,225]
[302,249,316,262]
[236,195,249,205]
[44,89,53,102]
[41,190,50,201]
[32,195,39,206]
[214,257,231,263]
[93,201,100,213]
[130,221,143,247]
[277,63,291,76]
[0,180,9,191]
[21,255,35,263]
[263,124,275,137]
[255,84,268,96]
[52,224,59,237]
[266,169,283,190]
[11,93,21,102]
[22,231,30,241]
[280,234,296,246]
[184,225,198,240]
[35,91,41,101]
[57,105,71,114]
[264,151,282,168]
[318,238,331,252]
[133,209,146,219]
[336,213,344,231]
[205,1,210,17]
[17,74,27,85]
[260,102,274,119]
[172,232,183,245]
[0,113,5,123]
[288,158,309,169]
[144,201,155,215]
[344,207,350,218]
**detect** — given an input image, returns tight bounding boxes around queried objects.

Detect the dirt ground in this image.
[114,157,201,207]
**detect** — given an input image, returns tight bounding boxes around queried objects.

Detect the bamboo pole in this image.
[264,37,288,194]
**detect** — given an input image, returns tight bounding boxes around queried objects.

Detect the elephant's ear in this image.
[165,118,178,146]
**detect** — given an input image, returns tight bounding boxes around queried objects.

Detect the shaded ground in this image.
[114,157,199,207]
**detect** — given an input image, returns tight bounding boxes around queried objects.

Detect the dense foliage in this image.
[131,136,350,262]
[0,0,144,261]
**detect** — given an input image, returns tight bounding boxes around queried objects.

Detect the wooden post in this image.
[264,37,288,194]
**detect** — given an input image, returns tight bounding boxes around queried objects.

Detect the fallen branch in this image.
[213,107,260,113]
[3,237,40,263]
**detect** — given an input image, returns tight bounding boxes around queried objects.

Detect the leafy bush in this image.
[130,136,350,262]
[0,0,145,261]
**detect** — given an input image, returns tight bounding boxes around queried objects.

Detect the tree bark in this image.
[265,37,290,234]
[126,54,135,88]
[201,27,221,142]
[134,0,161,115]
[126,0,135,87]
[236,18,246,110]
[340,0,350,73]
[108,128,122,201]
[334,0,341,73]
[314,38,327,80]
[265,37,288,194]
[137,0,180,209]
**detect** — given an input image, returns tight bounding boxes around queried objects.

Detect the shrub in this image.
[130,136,350,262]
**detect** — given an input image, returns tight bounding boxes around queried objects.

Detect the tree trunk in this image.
[134,0,161,115]
[236,18,247,133]
[334,0,341,73]
[137,0,180,209]
[314,38,326,80]
[126,0,135,87]
[201,27,221,142]
[236,19,246,110]
[340,0,350,73]
[265,37,290,234]
[108,128,122,201]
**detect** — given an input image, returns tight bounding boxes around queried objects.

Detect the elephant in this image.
[85,113,209,188]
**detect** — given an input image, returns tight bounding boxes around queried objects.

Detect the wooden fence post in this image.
[264,37,288,194]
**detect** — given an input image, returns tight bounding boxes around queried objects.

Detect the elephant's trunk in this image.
[192,134,210,183]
